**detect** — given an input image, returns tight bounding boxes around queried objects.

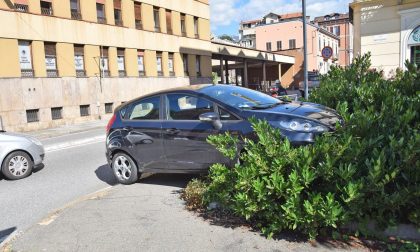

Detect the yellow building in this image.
[351,0,420,75]
[0,0,212,131]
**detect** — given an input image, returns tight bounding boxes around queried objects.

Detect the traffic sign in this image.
[321,46,333,60]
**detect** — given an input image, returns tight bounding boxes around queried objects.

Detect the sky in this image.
[210,0,352,36]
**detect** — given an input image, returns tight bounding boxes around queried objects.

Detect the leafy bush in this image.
[181,178,207,210]
[201,54,420,239]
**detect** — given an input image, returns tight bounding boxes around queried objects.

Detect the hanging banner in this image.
[19,42,32,70]
[45,57,57,70]
[117,56,125,70]
[74,55,84,70]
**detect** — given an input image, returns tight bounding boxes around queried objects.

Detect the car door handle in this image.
[166,128,180,135]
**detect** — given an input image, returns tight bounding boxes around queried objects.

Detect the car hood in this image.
[253,101,343,128]
[0,131,35,142]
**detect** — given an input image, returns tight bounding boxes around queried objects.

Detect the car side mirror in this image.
[199,112,222,130]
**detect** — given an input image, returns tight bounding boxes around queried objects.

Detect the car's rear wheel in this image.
[1,151,33,180]
[112,153,139,185]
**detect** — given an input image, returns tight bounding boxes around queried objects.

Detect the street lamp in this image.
[302,0,309,100]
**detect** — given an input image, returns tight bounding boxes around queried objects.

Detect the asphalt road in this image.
[0,129,113,244]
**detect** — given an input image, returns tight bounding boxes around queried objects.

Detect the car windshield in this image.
[200,85,283,110]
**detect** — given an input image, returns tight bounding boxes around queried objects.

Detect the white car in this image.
[0,130,45,180]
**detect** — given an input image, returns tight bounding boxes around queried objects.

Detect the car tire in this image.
[1,151,33,180]
[112,152,139,185]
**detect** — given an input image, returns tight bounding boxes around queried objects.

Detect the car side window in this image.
[218,107,239,121]
[128,96,160,120]
[167,94,213,120]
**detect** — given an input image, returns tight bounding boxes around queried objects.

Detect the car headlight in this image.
[275,120,329,133]
[29,137,43,146]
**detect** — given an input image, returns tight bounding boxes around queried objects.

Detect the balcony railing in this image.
[138,71,145,77]
[181,31,187,37]
[167,29,173,35]
[76,70,86,77]
[71,9,82,20]
[21,69,34,78]
[195,33,199,39]
[41,7,53,16]
[14,3,29,12]
[97,16,106,24]
[115,19,123,26]
[169,72,175,77]
[46,69,58,78]
[157,71,163,77]
[135,20,142,30]
[118,70,126,77]
[154,26,161,32]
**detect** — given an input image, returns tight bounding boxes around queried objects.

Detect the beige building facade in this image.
[351,0,420,75]
[0,0,212,131]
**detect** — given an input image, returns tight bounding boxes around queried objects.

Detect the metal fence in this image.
[41,7,53,16]
[51,107,63,120]
[26,109,39,123]
[71,10,82,20]
[14,3,29,12]
[80,105,90,117]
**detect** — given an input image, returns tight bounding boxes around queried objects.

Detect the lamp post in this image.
[302,0,309,99]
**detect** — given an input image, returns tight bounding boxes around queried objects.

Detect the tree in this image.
[218,34,234,42]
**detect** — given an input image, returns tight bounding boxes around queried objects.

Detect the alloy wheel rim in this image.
[114,156,132,181]
[8,155,29,177]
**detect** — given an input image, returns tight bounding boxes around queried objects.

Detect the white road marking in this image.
[44,135,106,153]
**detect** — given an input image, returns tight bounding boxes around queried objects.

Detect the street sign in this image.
[321,46,333,60]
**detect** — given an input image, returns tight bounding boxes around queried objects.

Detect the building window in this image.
[70,0,81,20]
[153,7,160,32]
[411,46,420,69]
[80,105,90,117]
[96,3,106,24]
[195,55,201,77]
[100,47,110,77]
[40,1,53,16]
[114,0,122,26]
[156,52,163,76]
[168,53,174,76]
[18,40,34,78]
[266,42,272,51]
[117,48,126,77]
[183,54,189,76]
[105,103,113,114]
[14,0,29,12]
[134,2,142,29]
[194,17,199,38]
[334,26,340,36]
[319,37,322,51]
[26,109,39,123]
[44,43,58,77]
[166,10,172,34]
[181,14,186,36]
[289,39,296,49]
[74,45,86,77]
[276,41,282,51]
[51,107,63,120]
[137,50,145,76]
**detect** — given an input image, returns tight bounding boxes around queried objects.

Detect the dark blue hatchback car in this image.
[106,84,342,184]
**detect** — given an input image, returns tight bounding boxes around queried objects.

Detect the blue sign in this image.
[322,46,333,60]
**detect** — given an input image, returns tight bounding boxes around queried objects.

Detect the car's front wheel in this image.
[112,153,139,185]
[1,151,33,180]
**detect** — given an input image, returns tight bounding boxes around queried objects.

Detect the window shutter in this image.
[74,45,84,55]
[134,3,141,19]
[44,43,56,56]
[117,48,124,56]
[113,0,121,9]
[96,0,105,4]
[101,47,109,57]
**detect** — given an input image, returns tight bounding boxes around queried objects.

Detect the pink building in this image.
[253,14,339,88]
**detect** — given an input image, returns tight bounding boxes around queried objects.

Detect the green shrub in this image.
[181,178,207,210]
[203,54,420,239]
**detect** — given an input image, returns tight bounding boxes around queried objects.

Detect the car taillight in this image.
[106,114,116,134]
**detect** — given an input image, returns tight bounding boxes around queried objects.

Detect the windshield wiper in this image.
[249,102,283,110]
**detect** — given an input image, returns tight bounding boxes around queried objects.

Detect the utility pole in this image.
[302,0,309,99]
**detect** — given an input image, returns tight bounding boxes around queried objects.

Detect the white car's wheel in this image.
[1,151,33,180]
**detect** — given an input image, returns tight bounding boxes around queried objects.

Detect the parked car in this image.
[299,73,320,97]
[268,80,288,97]
[0,131,45,180]
[106,84,343,185]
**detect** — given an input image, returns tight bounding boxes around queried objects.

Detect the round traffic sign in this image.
[321,46,333,60]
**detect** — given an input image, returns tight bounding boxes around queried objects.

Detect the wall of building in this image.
[352,0,420,75]
[255,20,339,86]
[0,0,212,131]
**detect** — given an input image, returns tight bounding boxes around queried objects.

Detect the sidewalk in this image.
[26,119,108,140]
[5,174,367,252]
